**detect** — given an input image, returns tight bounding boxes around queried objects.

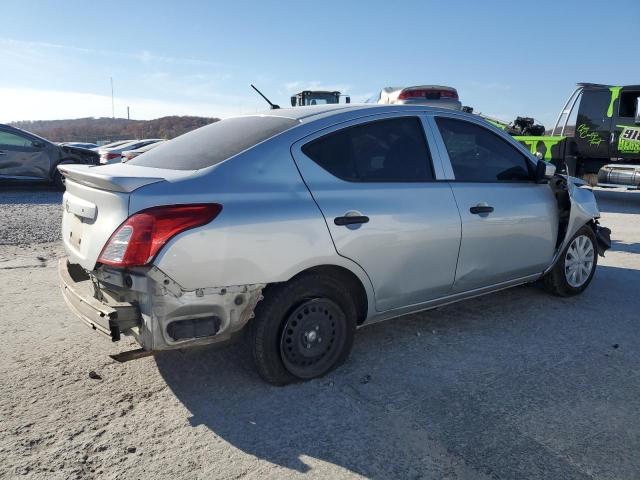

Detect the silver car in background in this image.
[98,138,163,164]
[58,105,610,385]
[121,140,166,163]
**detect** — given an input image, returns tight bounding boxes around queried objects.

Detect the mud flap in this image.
[594,225,612,257]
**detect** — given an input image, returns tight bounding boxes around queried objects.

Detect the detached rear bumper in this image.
[58,259,141,341]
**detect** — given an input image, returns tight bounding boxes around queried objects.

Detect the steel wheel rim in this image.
[280,298,346,379]
[564,234,595,288]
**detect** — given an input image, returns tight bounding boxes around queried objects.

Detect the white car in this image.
[376,85,462,110]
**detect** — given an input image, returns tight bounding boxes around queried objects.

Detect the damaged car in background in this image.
[57,104,610,385]
[0,123,98,189]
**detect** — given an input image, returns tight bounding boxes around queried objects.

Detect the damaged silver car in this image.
[58,105,611,385]
[0,124,99,189]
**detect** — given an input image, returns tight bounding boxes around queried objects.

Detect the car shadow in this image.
[593,188,640,214]
[610,239,640,255]
[155,264,640,478]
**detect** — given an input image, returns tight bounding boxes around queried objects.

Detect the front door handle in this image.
[0,151,6,156]
[469,205,494,215]
[334,215,369,226]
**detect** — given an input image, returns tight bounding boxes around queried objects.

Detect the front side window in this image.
[302,117,433,182]
[435,117,532,182]
[0,130,35,148]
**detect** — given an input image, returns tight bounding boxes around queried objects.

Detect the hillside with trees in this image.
[9,116,219,143]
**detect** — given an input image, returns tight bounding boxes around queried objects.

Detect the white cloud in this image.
[0,38,222,67]
[0,87,259,122]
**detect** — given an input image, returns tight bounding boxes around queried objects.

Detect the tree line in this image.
[10,116,220,143]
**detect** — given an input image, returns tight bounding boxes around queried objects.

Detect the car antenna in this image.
[251,84,280,109]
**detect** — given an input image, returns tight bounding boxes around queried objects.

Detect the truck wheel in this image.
[543,225,598,297]
[250,272,357,385]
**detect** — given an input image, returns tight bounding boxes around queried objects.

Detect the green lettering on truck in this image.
[617,125,640,154]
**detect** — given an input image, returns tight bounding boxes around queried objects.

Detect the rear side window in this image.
[128,116,299,170]
[301,117,433,182]
[435,117,532,182]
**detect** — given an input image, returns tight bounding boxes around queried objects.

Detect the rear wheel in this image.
[250,272,357,385]
[543,225,598,296]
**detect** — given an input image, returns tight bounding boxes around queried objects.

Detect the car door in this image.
[574,87,612,164]
[430,114,558,293]
[291,114,462,312]
[0,128,50,180]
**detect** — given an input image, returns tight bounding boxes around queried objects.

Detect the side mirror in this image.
[290,96,296,107]
[635,96,640,125]
[345,96,351,104]
[33,140,45,149]
[535,159,556,182]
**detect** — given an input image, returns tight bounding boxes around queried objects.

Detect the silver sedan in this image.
[58,105,611,385]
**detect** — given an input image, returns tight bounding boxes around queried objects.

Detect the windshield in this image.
[128,115,299,170]
[303,93,339,105]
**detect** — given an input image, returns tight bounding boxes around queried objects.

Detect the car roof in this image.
[239,103,471,123]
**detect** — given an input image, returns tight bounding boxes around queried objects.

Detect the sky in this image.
[1,0,638,127]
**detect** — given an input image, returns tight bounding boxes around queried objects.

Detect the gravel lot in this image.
[1,186,639,480]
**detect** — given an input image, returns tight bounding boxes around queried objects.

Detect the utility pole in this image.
[110,77,115,118]
[127,106,130,120]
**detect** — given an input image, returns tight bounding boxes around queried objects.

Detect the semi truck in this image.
[502,83,640,188]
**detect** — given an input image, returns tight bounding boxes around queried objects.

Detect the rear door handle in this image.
[469,205,494,215]
[0,151,6,155]
[334,215,369,226]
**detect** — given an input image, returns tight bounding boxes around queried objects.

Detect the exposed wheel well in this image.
[283,265,369,325]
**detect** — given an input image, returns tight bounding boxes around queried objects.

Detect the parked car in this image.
[0,124,98,189]
[121,140,166,162]
[59,142,99,150]
[58,105,610,385]
[98,139,163,164]
[376,85,462,110]
[93,140,134,151]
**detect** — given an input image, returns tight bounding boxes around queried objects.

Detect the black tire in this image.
[250,272,357,385]
[52,169,65,191]
[543,225,598,297]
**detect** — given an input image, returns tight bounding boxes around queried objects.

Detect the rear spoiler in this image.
[58,164,164,193]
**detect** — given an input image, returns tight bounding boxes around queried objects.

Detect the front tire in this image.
[250,272,357,385]
[543,225,598,296]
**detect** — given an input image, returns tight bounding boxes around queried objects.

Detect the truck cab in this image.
[511,83,640,188]
[290,90,350,107]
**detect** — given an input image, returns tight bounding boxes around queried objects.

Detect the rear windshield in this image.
[128,116,299,170]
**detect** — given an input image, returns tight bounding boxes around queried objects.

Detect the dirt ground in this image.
[1,186,639,480]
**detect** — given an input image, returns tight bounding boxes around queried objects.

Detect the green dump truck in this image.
[488,83,640,188]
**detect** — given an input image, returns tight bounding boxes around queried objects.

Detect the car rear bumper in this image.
[58,258,141,341]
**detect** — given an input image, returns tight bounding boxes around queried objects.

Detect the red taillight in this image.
[98,204,222,267]
[398,89,458,100]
